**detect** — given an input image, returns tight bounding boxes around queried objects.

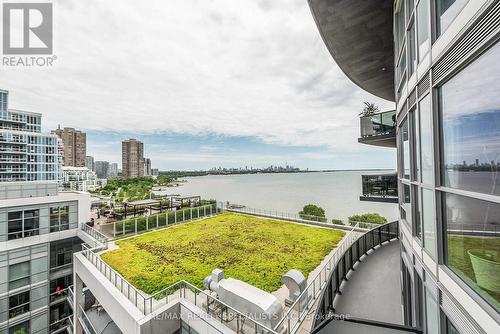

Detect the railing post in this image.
[135,218,137,234]
[146,216,149,231]
[156,215,159,228]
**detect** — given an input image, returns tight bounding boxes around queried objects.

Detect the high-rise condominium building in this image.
[85,156,94,172]
[122,139,144,178]
[0,89,95,334]
[94,161,109,179]
[108,163,118,178]
[307,0,499,333]
[143,158,151,177]
[0,90,61,182]
[52,127,86,167]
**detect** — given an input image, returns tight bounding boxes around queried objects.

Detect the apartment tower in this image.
[0,89,91,334]
[122,139,144,178]
[0,90,61,182]
[52,127,86,167]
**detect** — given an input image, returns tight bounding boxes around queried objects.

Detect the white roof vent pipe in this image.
[203,268,284,330]
[282,269,309,308]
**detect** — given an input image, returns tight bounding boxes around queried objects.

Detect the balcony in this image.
[360,173,398,203]
[358,110,396,147]
[311,222,421,334]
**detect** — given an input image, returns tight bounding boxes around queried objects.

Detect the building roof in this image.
[125,199,161,206]
[308,0,395,101]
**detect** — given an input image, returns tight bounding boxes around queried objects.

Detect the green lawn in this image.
[448,235,500,306]
[101,212,345,294]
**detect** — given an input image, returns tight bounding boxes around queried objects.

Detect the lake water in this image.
[156,171,398,222]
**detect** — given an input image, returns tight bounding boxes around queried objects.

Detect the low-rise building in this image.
[62,166,101,192]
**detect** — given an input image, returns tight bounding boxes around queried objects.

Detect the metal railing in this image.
[97,204,219,238]
[78,304,98,334]
[273,224,362,334]
[80,244,276,333]
[81,222,108,246]
[68,286,74,310]
[76,207,391,334]
[361,173,398,198]
[312,221,399,329]
[49,315,72,333]
[359,110,396,138]
[227,206,335,225]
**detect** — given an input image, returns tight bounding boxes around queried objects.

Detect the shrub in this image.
[348,213,387,225]
[332,219,344,225]
[299,204,326,221]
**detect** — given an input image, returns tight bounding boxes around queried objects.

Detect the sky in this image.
[1,0,396,170]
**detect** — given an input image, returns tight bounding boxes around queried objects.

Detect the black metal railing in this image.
[360,110,396,138]
[361,173,398,199]
[312,221,399,329]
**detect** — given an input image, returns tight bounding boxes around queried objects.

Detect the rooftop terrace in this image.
[101,212,346,294]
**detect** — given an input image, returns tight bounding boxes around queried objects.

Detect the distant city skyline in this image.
[0,0,395,171]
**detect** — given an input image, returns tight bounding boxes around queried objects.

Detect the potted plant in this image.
[468,248,499,292]
[359,102,380,117]
[359,102,380,136]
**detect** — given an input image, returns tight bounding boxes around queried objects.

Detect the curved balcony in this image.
[311,222,421,334]
[360,173,398,203]
[358,110,396,147]
[308,0,394,101]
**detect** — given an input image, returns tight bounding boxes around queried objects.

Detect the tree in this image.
[359,102,380,116]
[299,204,326,222]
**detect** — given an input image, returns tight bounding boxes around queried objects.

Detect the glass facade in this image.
[421,188,436,258]
[9,262,30,290]
[392,0,499,327]
[417,0,430,61]
[441,42,500,196]
[444,193,500,309]
[436,0,470,36]
[401,118,410,179]
[418,95,433,184]
[425,289,439,334]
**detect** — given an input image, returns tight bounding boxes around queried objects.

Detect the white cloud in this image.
[1,0,394,156]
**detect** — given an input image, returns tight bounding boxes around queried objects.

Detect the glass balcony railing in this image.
[360,173,398,202]
[359,110,396,138]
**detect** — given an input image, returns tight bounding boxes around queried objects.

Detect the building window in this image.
[50,205,70,232]
[414,185,422,240]
[444,193,500,309]
[9,291,30,318]
[417,0,430,62]
[7,210,40,240]
[9,321,30,334]
[400,118,411,179]
[395,0,406,53]
[9,262,30,290]
[425,289,439,334]
[440,42,500,196]
[419,95,433,184]
[436,0,469,36]
[408,20,416,77]
[421,189,436,259]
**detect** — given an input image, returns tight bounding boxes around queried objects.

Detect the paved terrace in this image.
[317,241,407,334]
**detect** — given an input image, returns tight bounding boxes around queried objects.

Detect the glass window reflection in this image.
[421,189,436,259]
[444,193,500,310]
[441,43,500,196]
[437,0,469,36]
[417,0,429,61]
[419,95,433,184]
